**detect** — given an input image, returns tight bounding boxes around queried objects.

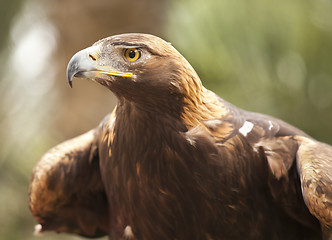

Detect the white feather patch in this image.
[268,120,273,131]
[108,117,115,131]
[186,135,196,146]
[239,121,254,137]
[124,225,134,238]
[204,119,223,129]
[34,224,42,235]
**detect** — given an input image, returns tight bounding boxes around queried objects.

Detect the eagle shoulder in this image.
[202,104,323,230]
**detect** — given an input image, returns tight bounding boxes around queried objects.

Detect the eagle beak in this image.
[66,46,132,88]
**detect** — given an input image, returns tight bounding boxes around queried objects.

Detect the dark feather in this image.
[30,33,332,240]
[29,116,111,238]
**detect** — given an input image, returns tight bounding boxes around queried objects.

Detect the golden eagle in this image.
[29,33,332,240]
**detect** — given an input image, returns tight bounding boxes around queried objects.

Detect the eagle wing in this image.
[202,96,329,231]
[240,109,332,234]
[295,136,332,237]
[29,115,112,238]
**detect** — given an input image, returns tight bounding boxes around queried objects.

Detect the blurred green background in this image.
[0,0,331,239]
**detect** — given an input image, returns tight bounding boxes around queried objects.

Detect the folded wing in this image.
[296,136,332,239]
[29,124,109,238]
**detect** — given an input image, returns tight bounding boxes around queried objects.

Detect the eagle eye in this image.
[124,48,141,62]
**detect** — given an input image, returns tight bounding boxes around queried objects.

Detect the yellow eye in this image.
[124,48,141,62]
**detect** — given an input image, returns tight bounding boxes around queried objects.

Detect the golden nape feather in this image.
[30,33,332,240]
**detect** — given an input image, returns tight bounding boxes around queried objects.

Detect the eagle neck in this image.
[181,87,230,130]
[112,99,187,165]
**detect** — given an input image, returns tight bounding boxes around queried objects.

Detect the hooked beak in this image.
[66,45,132,88]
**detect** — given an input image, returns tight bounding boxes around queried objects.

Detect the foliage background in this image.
[0,0,331,239]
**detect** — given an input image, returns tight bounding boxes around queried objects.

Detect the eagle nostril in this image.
[89,54,97,61]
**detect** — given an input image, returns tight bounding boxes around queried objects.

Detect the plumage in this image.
[29,33,332,239]
[29,118,110,238]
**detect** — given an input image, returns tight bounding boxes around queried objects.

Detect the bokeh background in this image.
[0,0,332,239]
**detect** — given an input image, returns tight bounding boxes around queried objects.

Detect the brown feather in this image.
[29,120,110,238]
[296,136,332,237]
[30,33,332,240]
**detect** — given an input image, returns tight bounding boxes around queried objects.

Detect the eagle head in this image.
[67,33,202,112]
